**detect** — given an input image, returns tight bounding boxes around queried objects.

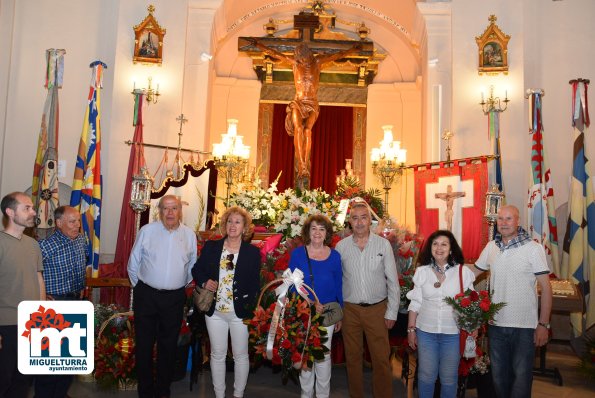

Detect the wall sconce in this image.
[132,76,160,105]
[212,119,251,207]
[480,85,509,114]
[370,125,407,223]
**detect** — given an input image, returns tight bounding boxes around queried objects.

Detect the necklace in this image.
[431,261,449,288]
[224,238,241,253]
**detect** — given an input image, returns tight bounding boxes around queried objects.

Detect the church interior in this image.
[1,0,595,396]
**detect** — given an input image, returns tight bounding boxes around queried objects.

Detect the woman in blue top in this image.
[289,214,343,398]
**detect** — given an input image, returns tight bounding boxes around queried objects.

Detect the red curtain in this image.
[269,104,353,193]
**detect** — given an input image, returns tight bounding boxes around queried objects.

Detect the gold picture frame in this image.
[475,15,510,75]
[133,5,166,65]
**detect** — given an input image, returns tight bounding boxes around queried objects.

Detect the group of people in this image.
[0,192,88,398]
[128,196,399,398]
[0,189,553,398]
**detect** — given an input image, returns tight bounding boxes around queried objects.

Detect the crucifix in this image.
[173,113,188,179]
[442,129,454,162]
[239,12,373,190]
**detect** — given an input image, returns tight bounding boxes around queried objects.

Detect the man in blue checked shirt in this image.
[35,205,87,398]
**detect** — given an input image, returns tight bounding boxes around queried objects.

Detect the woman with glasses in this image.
[192,206,261,398]
[406,230,475,398]
[289,214,343,398]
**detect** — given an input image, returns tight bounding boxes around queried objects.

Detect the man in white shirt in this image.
[470,205,552,398]
[128,195,197,398]
[335,201,400,398]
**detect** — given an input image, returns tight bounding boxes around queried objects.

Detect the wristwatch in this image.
[537,322,551,329]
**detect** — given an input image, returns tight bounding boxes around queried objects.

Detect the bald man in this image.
[469,205,552,398]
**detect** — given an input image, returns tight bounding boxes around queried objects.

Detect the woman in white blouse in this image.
[406,230,475,398]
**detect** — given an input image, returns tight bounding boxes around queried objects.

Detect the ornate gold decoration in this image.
[476,15,510,75]
[133,5,166,65]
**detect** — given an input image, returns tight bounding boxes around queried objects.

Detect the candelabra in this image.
[480,85,509,114]
[336,159,359,187]
[370,125,407,223]
[212,119,250,207]
[132,76,160,105]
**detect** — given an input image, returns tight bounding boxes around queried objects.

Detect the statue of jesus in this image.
[250,38,361,182]
[435,185,466,231]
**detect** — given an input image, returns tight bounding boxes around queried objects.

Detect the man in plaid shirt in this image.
[35,205,87,398]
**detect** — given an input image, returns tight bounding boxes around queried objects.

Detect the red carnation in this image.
[399,279,406,286]
[455,293,465,299]
[281,339,292,349]
[313,337,321,347]
[480,290,489,298]
[460,298,471,308]
[469,291,479,302]
[479,299,491,312]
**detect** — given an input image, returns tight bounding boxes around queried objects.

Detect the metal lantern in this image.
[130,167,154,213]
[484,184,505,242]
[484,184,505,223]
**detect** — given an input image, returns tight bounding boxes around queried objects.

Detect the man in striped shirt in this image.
[336,201,400,398]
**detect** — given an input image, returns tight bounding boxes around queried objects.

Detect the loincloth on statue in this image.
[284,99,320,137]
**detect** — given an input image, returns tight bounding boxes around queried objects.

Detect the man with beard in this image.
[0,192,45,398]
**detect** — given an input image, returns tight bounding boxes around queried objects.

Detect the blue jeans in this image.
[488,325,535,398]
[416,329,460,398]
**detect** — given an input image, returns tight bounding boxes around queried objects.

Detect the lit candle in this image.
[481,91,484,103]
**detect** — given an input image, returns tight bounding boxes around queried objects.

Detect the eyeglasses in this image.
[225,253,235,271]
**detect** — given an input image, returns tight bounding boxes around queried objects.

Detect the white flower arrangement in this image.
[229,173,280,227]
[272,187,342,239]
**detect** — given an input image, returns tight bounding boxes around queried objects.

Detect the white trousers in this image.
[205,310,250,398]
[299,324,334,398]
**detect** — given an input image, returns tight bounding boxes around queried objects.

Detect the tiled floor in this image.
[28,342,595,397]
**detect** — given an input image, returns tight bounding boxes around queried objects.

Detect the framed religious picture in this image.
[133,5,166,65]
[475,15,510,75]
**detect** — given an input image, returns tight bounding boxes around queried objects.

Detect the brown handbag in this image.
[193,286,214,312]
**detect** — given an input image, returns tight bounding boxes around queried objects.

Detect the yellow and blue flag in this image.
[70,61,106,277]
[562,79,595,333]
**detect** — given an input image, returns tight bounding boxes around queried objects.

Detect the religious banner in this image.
[526,89,560,276]
[562,79,595,332]
[414,159,489,262]
[109,92,146,306]
[31,49,65,235]
[70,60,105,277]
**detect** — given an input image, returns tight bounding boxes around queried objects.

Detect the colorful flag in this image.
[70,61,106,277]
[526,90,560,275]
[32,49,65,235]
[562,80,595,333]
